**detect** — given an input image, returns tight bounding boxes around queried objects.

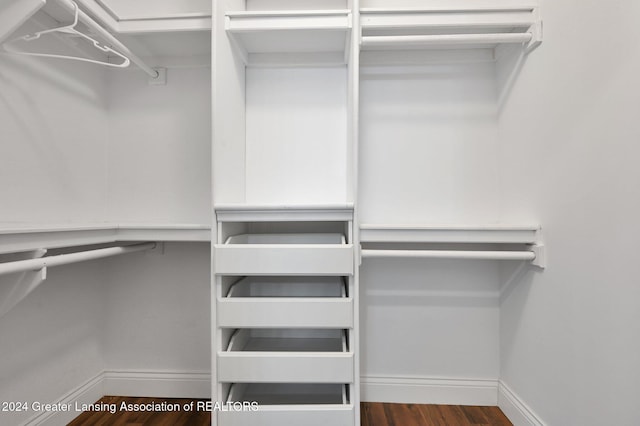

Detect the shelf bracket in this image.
[526,7,543,54]
[0,249,48,318]
[529,243,546,269]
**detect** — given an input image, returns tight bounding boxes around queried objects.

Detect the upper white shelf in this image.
[0,224,211,254]
[360,224,540,244]
[225,9,352,66]
[215,204,354,222]
[360,2,541,64]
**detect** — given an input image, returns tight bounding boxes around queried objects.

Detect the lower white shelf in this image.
[218,329,353,383]
[214,233,354,276]
[218,277,353,328]
[220,383,353,426]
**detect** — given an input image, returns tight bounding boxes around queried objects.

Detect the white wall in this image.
[0,33,109,225]
[0,260,106,425]
[245,67,348,205]
[0,29,111,424]
[359,63,500,224]
[103,243,210,373]
[497,1,640,425]
[107,67,211,224]
[361,258,500,380]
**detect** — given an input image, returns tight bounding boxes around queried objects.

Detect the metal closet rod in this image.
[55,0,159,79]
[361,249,536,261]
[0,243,156,276]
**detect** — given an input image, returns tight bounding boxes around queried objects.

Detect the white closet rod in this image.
[0,242,155,276]
[55,0,159,79]
[361,249,535,261]
[361,33,532,49]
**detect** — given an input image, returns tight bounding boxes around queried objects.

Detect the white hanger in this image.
[2,0,130,68]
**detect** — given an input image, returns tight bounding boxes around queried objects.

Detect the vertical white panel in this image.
[245,67,348,204]
[213,0,247,205]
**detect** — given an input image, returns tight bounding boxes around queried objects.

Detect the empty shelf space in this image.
[224,233,345,245]
[226,329,348,353]
[219,277,353,328]
[225,10,352,66]
[215,233,354,276]
[218,330,353,383]
[219,383,354,426]
[228,383,348,406]
[226,276,346,298]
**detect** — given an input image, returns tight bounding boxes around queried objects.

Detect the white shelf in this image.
[360,3,541,64]
[219,277,352,328]
[228,383,348,405]
[0,224,211,254]
[219,329,352,383]
[220,383,353,426]
[360,224,540,244]
[227,276,345,298]
[225,10,352,66]
[214,233,353,276]
[226,329,347,353]
[215,204,354,222]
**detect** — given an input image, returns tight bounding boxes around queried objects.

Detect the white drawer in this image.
[218,277,353,328]
[218,329,353,383]
[214,233,353,275]
[219,383,354,426]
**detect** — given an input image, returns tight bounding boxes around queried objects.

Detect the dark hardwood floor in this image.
[68,397,513,425]
[361,402,512,426]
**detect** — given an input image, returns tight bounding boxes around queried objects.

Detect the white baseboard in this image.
[24,373,104,426]
[498,381,545,426]
[361,375,499,406]
[103,370,211,399]
[22,370,211,426]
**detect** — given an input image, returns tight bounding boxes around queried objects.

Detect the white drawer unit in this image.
[214,233,354,276]
[218,329,353,383]
[212,205,358,426]
[218,276,353,328]
[219,383,354,426]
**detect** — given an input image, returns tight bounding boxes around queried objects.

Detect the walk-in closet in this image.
[1,0,639,425]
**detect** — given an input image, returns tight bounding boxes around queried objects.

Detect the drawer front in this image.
[218,406,354,426]
[218,353,354,383]
[218,299,353,328]
[214,245,354,275]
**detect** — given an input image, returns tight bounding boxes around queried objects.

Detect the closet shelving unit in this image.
[357,0,543,268]
[213,0,359,423]
[359,1,541,65]
[225,9,352,66]
[213,205,356,426]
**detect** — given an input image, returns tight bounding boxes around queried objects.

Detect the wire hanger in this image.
[2,0,130,68]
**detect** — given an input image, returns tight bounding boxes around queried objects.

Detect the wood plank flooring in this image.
[68,397,513,425]
[361,402,513,426]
